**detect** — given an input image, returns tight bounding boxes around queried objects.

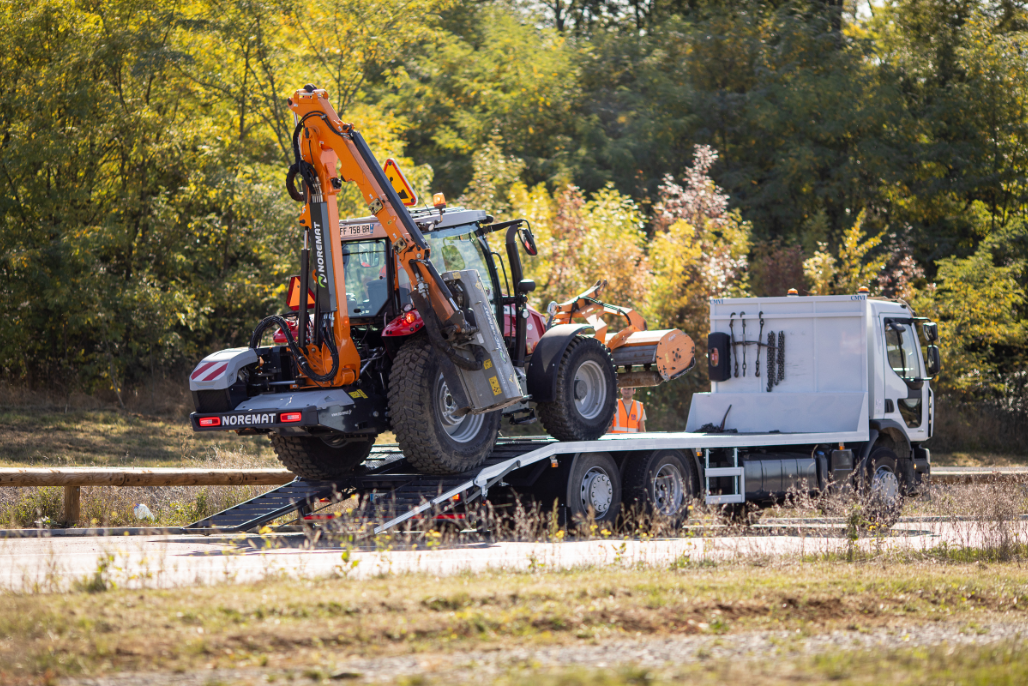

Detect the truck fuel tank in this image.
[741,453,819,501]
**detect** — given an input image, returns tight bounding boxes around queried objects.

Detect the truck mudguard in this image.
[526,324,591,402]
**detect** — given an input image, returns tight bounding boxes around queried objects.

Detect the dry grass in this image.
[0,559,1026,684]
[928,396,1028,457]
[0,447,280,528]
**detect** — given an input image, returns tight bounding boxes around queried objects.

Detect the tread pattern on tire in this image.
[270,433,372,480]
[537,336,617,442]
[388,336,499,475]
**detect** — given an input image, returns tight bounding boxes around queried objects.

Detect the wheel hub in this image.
[573,360,607,420]
[652,464,685,516]
[580,466,613,516]
[869,466,900,512]
[436,373,483,443]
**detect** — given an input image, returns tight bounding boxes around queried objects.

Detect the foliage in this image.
[1,0,1027,434]
[803,211,887,295]
[915,205,1028,398]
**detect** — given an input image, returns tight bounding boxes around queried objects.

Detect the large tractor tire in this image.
[537,336,618,441]
[388,336,501,475]
[270,433,374,480]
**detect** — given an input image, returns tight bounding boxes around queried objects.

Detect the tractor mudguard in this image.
[526,324,591,403]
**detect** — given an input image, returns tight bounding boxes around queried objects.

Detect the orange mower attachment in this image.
[548,280,696,389]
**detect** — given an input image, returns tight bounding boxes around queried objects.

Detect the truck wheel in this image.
[270,433,373,480]
[565,452,622,526]
[537,336,617,441]
[861,447,904,529]
[388,336,500,475]
[623,450,696,523]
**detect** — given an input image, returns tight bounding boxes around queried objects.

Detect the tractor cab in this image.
[338,207,544,357]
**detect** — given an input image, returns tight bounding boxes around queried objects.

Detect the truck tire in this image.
[565,452,622,526]
[270,433,374,480]
[388,336,501,475]
[623,450,696,523]
[862,447,904,529]
[537,336,617,441]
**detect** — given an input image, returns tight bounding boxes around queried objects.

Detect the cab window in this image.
[885,322,922,379]
[342,239,390,318]
[397,225,497,311]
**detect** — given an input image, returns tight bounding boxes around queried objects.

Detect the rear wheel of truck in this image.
[623,450,696,525]
[388,336,501,475]
[565,452,622,527]
[537,336,617,441]
[861,447,904,529]
[270,433,374,480]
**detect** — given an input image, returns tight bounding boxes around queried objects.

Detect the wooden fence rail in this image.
[1,466,1025,527]
[0,468,294,525]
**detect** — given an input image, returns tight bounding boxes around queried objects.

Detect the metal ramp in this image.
[186,439,557,535]
[186,480,341,533]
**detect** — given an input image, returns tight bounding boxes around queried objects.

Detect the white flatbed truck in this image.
[191,292,940,534]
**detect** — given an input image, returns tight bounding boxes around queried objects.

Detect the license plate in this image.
[341,223,375,238]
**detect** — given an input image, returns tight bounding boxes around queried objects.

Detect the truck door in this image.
[880,317,929,442]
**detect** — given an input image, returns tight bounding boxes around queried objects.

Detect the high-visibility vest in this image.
[610,399,644,433]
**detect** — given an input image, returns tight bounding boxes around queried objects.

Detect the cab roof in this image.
[339,207,489,241]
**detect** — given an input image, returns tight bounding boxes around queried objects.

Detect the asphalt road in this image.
[0,516,1017,593]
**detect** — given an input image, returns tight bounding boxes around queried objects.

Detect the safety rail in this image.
[0,468,294,526]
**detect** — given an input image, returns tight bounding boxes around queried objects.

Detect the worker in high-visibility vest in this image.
[609,386,647,433]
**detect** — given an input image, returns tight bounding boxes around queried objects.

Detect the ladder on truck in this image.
[187,438,561,535]
[703,448,746,505]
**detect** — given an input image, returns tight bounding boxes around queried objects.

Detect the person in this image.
[609,386,646,433]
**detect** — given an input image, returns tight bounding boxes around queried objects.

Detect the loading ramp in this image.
[187,439,557,535]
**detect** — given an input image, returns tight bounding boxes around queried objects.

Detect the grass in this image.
[0,409,278,468]
[932,451,1028,467]
[409,644,1028,685]
[0,560,1026,684]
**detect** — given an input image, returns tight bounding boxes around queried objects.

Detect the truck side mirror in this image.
[517,279,536,294]
[922,321,938,342]
[926,345,941,377]
[519,226,538,256]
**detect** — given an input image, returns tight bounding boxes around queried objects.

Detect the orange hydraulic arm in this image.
[548,279,647,351]
[282,85,469,387]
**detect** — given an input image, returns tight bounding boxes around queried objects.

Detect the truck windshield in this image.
[342,239,390,318]
[399,225,497,310]
[885,323,922,378]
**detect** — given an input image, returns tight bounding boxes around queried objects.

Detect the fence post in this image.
[63,485,81,526]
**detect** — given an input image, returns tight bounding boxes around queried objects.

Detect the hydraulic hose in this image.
[250,315,339,383]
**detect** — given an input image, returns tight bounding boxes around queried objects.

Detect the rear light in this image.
[198,417,221,427]
[280,412,302,423]
[404,311,417,324]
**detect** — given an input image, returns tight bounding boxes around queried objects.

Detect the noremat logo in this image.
[222,413,278,426]
[313,220,329,287]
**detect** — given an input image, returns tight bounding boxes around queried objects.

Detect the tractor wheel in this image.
[537,336,617,441]
[388,336,501,475]
[270,433,374,480]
